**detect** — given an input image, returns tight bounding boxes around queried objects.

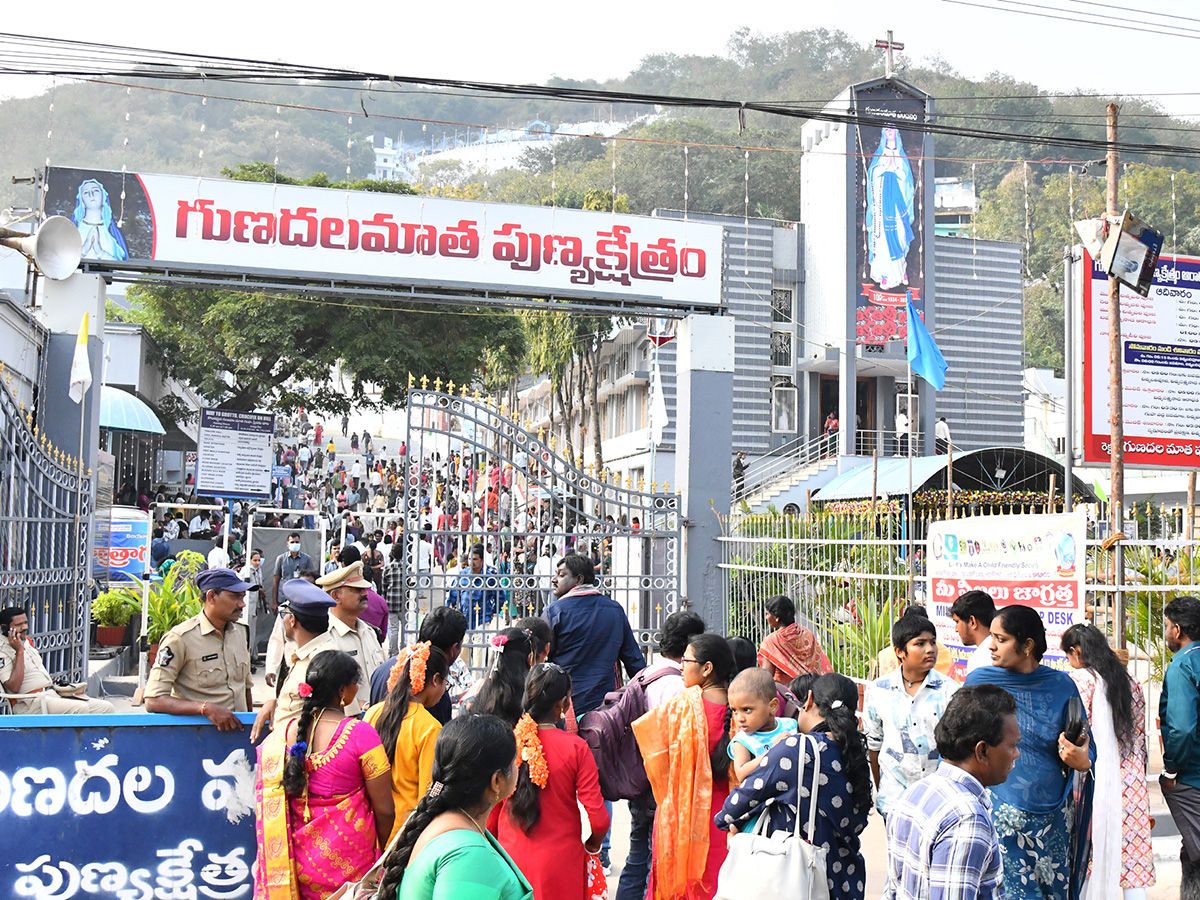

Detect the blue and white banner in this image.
[0,713,257,899]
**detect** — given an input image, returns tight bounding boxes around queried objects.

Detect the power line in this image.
[5,33,1200,163]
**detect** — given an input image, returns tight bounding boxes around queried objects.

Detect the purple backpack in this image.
[578,666,675,803]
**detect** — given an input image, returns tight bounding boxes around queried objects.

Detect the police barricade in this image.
[0,712,258,899]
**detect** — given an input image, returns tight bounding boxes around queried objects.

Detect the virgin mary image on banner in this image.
[72,178,129,261]
[865,126,915,290]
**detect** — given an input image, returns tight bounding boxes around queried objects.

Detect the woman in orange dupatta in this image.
[757,595,832,681]
[255,650,395,900]
[632,633,735,900]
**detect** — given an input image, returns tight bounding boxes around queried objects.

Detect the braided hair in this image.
[375,715,517,900]
[374,646,449,760]
[811,673,872,817]
[472,628,534,726]
[281,650,361,796]
[687,633,736,780]
[508,662,572,834]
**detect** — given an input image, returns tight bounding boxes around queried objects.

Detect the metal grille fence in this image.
[719,503,1200,688]
[0,362,90,680]
[396,387,682,674]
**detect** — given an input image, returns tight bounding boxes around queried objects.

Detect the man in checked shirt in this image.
[883,684,1020,900]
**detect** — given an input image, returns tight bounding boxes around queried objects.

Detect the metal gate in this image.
[0,364,90,680]
[397,386,681,666]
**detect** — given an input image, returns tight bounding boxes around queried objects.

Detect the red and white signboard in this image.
[1082,251,1200,467]
[926,511,1086,679]
[44,166,724,309]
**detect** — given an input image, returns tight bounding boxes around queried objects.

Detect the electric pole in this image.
[1107,102,1126,648]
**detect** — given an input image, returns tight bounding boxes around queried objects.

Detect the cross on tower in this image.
[874,30,905,78]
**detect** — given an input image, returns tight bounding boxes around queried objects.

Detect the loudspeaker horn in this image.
[0,216,83,281]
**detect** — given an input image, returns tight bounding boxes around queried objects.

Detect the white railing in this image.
[735,433,837,502]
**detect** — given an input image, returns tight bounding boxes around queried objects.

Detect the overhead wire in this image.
[3,33,1200,162]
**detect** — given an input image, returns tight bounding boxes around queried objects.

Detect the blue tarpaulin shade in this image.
[99,385,165,434]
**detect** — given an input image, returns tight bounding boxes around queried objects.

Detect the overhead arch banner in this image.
[43,166,725,309]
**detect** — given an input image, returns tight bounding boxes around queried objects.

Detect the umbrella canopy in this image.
[99,385,165,434]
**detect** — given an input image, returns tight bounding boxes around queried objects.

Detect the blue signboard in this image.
[0,713,258,898]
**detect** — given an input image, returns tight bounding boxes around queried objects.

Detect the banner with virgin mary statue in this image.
[853,81,928,352]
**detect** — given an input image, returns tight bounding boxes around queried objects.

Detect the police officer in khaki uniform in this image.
[249,578,336,742]
[145,568,255,730]
[317,560,384,712]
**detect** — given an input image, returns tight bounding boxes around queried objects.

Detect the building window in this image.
[771,288,794,324]
[772,331,793,368]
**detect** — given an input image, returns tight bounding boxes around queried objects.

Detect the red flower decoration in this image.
[297,682,313,698]
[491,634,509,648]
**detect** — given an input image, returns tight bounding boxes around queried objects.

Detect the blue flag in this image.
[905,297,947,391]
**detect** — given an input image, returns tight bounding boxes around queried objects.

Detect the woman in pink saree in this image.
[255,650,395,899]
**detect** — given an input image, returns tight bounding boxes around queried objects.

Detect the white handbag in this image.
[714,735,831,900]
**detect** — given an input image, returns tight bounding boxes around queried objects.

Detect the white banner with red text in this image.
[926,511,1086,679]
[44,167,725,309]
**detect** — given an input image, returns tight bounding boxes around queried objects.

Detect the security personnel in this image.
[317,560,384,712]
[249,579,336,742]
[145,568,255,730]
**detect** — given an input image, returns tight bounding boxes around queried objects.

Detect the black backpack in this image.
[578,666,675,803]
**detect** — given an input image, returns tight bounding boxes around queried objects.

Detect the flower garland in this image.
[387,641,432,693]
[514,713,549,789]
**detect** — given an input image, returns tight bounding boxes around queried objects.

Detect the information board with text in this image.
[196,409,275,500]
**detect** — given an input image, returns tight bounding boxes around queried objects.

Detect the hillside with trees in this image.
[4,26,1199,386]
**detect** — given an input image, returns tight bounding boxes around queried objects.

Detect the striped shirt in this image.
[883,762,1004,900]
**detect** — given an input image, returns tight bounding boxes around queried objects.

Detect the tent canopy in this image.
[812,447,1100,504]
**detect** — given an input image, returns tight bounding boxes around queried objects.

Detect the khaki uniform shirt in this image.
[0,638,54,693]
[145,612,251,711]
[272,631,336,738]
[328,613,384,712]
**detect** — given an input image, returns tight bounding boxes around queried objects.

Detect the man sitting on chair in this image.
[0,606,114,714]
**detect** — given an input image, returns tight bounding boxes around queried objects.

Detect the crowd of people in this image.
[70,533,1197,900]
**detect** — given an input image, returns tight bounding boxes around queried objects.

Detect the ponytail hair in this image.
[811,673,872,817]
[508,662,571,833]
[281,650,361,796]
[375,645,449,759]
[375,715,517,900]
[472,627,534,727]
[687,633,735,780]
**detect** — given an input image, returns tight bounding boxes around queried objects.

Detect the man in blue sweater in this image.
[1161,595,1200,899]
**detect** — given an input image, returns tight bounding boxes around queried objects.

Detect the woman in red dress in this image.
[490,662,609,900]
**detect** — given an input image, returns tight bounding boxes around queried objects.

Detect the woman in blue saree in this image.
[713,673,872,900]
[965,605,1094,900]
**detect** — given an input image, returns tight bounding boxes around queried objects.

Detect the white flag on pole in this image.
[68,312,91,404]
[649,356,668,446]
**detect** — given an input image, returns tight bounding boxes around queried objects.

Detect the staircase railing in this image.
[733,433,836,503]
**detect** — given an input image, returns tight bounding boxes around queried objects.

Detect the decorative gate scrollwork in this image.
[0,364,90,680]
[398,387,681,668]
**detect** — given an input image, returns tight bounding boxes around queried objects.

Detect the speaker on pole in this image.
[0,216,83,281]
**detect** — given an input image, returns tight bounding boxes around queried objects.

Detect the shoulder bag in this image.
[714,734,831,900]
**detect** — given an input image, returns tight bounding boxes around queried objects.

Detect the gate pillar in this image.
[675,314,735,631]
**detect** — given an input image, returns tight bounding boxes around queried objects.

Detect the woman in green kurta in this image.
[375,715,532,900]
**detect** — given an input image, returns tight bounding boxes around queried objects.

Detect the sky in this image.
[2,1,1200,117]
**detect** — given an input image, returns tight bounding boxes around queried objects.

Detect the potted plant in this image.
[144,555,204,660]
[91,590,141,646]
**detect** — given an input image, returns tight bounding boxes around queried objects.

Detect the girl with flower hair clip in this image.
[462,627,535,726]
[253,650,394,900]
[365,640,449,842]
[489,662,610,900]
